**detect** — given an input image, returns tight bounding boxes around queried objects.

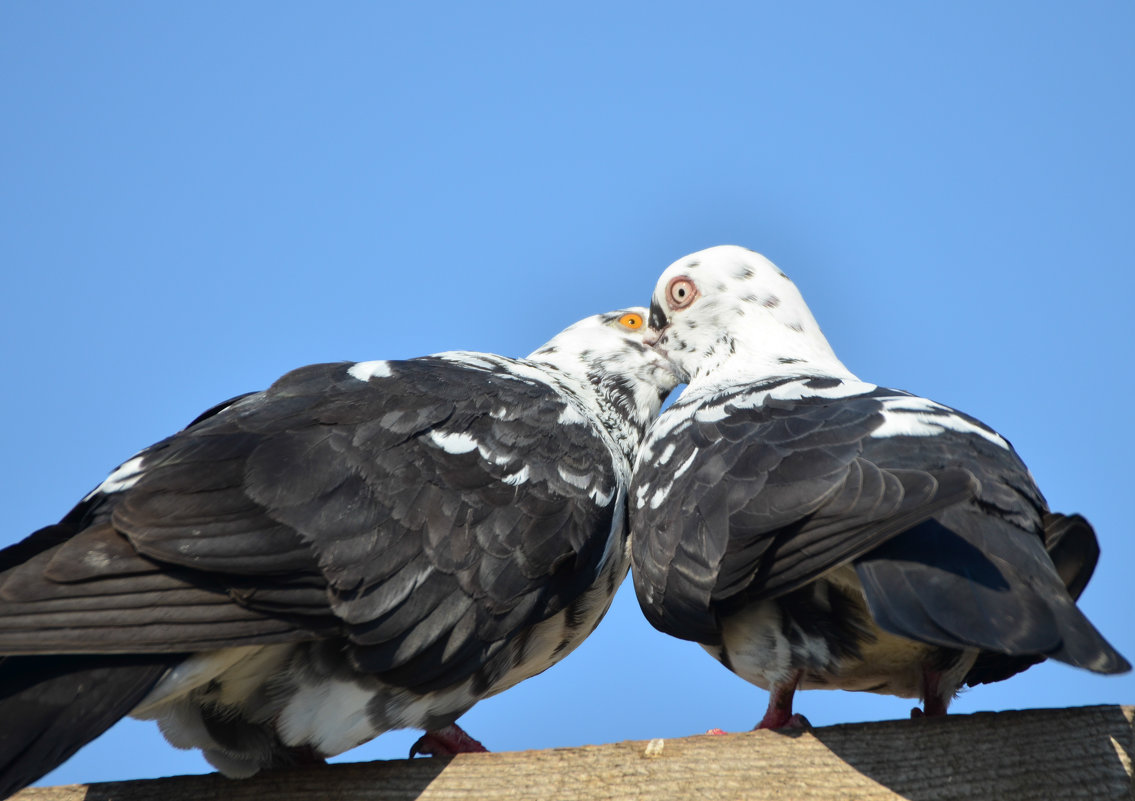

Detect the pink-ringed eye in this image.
[666,277,697,310]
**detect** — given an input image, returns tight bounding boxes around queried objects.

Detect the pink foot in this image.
[409,724,489,758]
[755,712,810,731]
[911,668,950,719]
[754,672,806,730]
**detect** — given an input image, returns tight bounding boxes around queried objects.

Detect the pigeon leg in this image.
[754,671,809,730]
[409,724,489,757]
[911,667,950,718]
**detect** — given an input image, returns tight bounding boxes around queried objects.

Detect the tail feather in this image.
[0,654,179,799]
[1041,513,1099,601]
[965,513,1127,686]
[854,510,1129,686]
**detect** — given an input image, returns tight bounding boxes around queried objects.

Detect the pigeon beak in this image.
[645,299,671,348]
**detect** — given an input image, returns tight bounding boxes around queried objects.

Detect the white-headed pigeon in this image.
[630,246,1128,729]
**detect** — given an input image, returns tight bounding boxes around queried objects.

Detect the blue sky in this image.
[2,1,1133,788]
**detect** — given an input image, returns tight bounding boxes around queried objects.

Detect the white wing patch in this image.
[873,397,1009,448]
[694,403,730,424]
[558,465,593,490]
[433,351,501,372]
[558,403,588,425]
[672,450,698,480]
[347,360,393,381]
[83,454,147,500]
[426,430,479,454]
[589,485,615,506]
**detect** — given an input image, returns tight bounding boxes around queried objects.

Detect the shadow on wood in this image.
[811,705,1134,800]
[11,705,1134,801]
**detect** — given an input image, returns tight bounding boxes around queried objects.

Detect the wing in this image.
[631,378,976,645]
[0,356,622,692]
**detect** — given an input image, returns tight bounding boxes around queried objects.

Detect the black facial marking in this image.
[762,295,780,309]
[787,321,804,332]
[803,377,842,390]
[778,357,802,365]
[648,299,668,330]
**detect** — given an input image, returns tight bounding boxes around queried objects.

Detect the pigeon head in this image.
[647,245,854,384]
[527,307,682,448]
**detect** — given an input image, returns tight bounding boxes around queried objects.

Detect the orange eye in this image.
[666,276,697,310]
[618,312,644,330]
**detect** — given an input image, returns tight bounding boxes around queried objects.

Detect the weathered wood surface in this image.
[13,705,1134,801]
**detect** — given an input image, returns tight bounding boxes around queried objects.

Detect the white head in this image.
[527,307,682,447]
[647,245,854,384]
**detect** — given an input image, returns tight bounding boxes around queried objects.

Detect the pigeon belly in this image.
[708,565,976,700]
[130,643,475,776]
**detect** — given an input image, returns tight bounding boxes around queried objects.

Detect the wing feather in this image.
[0,357,622,692]
[631,385,976,644]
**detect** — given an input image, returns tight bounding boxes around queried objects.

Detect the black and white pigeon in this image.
[630,245,1129,729]
[0,307,679,798]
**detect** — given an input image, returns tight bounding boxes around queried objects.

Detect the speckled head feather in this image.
[526,308,679,459]
[648,245,853,384]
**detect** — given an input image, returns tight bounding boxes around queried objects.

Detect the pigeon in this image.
[630,245,1128,729]
[0,307,679,798]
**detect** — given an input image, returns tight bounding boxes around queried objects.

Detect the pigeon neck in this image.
[688,343,859,388]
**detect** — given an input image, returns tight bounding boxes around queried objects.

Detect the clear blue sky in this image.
[2,1,1132,788]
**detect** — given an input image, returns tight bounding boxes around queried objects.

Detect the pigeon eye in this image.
[618,312,644,330]
[666,277,698,310]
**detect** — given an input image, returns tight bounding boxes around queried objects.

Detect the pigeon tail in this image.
[0,654,177,799]
[854,512,1130,679]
